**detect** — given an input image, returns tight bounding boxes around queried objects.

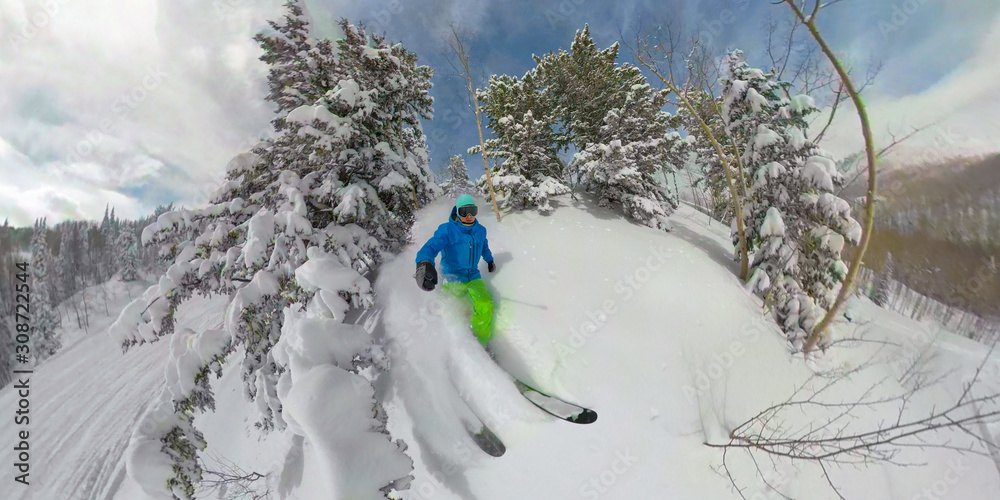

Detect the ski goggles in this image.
[457,205,478,218]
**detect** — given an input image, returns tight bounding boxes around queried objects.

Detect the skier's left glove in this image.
[487,260,496,273]
[416,261,437,291]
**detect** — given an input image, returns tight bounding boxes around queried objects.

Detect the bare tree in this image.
[780,0,879,354]
[707,343,1000,499]
[199,452,270,500]
[631,35,751,280]
[445,26,502,222]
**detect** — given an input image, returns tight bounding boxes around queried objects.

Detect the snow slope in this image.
[374,194,1000,499]
[2,194,998,499]
[0,278,230,499]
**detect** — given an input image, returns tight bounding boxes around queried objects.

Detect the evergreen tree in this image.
[872,252,894,307]
[531,25,625,150]
[722,50,862,347]
[253,0,333,132]
[476,25,674,224]
[30,219,62,362]
[440,155,475,197]
[118,224,140,282]
[113,9,424,498]
[55,224,77,303]
[0,316,12,388]
[473,108,567,212]
[570,67,679,230]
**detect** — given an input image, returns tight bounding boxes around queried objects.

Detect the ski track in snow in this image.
[0,282,227,500]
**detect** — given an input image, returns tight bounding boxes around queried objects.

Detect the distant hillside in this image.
[842,153,1000,320]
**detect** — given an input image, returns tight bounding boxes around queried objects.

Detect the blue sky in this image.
[1,0,998,227]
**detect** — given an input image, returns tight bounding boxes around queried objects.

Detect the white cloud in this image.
[813,10,1000,164]
[2,0,995,228]
[0,0,284,226]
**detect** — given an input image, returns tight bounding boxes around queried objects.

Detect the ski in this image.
[513,379,598,424]
[467,422,506,457]
[450,375,506,457]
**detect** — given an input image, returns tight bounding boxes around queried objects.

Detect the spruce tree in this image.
[30,219,62,362]
[474,108,567,212]
[872,252,894,307]
[113,9,423,498]
[476,25,676,224]
[440,155,475,197]
[570,67,679,230]
[722,50,861,347]
[118,225,140,282]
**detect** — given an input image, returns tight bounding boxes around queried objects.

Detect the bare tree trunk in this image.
[447,27,501,222]
[101,283,110,315]
[911,294,923,319]
[634,53,750,280]
[72,300,82,329]
[786,0,880,354]
[81,290,90,332]
[972,393,1000,479]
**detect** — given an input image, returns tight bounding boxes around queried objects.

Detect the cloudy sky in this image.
[1,0,997,227]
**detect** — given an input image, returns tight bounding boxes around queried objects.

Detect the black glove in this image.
[416,261,437,291]
[487,260,496,273]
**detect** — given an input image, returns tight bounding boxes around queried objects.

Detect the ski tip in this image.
[572,409,598,424]
[471,428,506,457]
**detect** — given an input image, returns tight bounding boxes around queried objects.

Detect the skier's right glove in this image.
[415,260,438,291]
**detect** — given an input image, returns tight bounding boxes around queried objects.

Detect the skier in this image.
[415,194,497,349]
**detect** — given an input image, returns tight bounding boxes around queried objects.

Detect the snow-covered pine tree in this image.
[722,50,861,347]
[0,218,15,385]
[440,155,475,197]
[80,223,95,286]
[476,73,568,212]
[871,252,894,307]
[474,109,567,212]
[117,224,140,282]
[478,25,677,225]
[662,129,691,207]
[54,224,75,304]
[570,65,678,230]
[30,219,62,362]
[112,8,424,499]
[100,205,119,281]
[0,316,12,388]
[253,0,330,132]
[532,25,624,150]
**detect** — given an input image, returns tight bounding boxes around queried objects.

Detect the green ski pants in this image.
[442,278,494,346]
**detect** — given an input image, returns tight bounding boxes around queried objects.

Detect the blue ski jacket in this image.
[415,206,494,283]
